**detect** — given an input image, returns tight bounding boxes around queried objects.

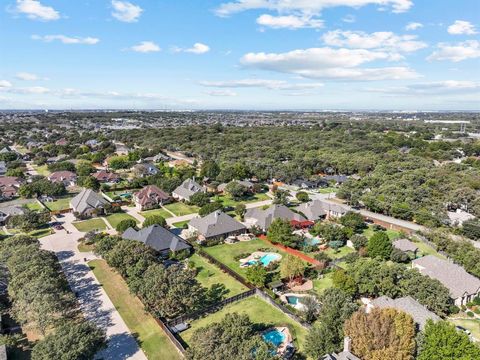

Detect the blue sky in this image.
[0,0,479,110]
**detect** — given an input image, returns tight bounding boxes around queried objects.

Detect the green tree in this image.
[199,202,223,216]
[267,218,295,246]
[142,215,166,228]
[280,254,305,282]
[462,218,480,241]
[225,181,248,200]
[350,234,368,250]
[189,192,210,207]
[79,176,100,191]
[340,211,367,233]
[245,264,267,287]
[105,240,157,277]
[200,160,220,179]
[418,320,480,360]
[332,269,357,296]
[296,191,309,202]
[31,320,106,360]
[115,219,137,233]
[7,209,51,232]
[75,161,95,177]
[235,203,246,220]
[367,231,392,259]
[273,189,290,205]
[344,308,416,360]
[312,223,348,244]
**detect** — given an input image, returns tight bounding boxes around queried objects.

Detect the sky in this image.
[0,0,479,110]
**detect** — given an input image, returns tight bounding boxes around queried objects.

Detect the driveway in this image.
[40,213,146,360]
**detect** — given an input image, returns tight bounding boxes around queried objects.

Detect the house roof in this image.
[412,255,480,299]
[122,224,190,252]
[371,296,440,330]
[135,185,170,206]
[393,239,419,253]
[0,205,25,217]
[323,352,361,360]
[92,170,119,182]
[295,200,348,221]
[172,178,204,200]
[218,180,254,192]
[48,171,76,182]
[0,176,23,188]
[189,210,246,238]
[245,204,305,230]
[71,188,108,214]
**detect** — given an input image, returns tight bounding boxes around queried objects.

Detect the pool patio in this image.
[239,251,282,268]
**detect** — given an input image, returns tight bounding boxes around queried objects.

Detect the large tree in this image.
[280,254,305,282]
[267,218,296,246]
[367,231,392,259]
[344,308,416,360]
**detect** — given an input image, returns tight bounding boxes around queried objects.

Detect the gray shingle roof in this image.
[172,178,205,201]
[123,224,190,252]
[70,189,108,214]
[189,210,246,238]
[371,296,440,330]
[393,239,419,253]
[412,255,480,299]
[245,204,305,230]
[295,200,348,220]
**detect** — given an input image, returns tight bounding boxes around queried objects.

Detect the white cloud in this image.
[15,0,60,21]
[240,47,419,80]
[405,22,423,31]
[200,79,324,90]
[2,86,50,94]
[215,0,413,17]
[16,72,39,81]
[342,14,356,23]
[427,41,480,62]
[447,20,477,35]
[111,1,143,23]
[129,41,161,53]
[0,80,12,88]
[174,43,210,54]
[322,30,427,53]
[256,14,323,29]
[366,80,480,95]
[32,34,100,45]
[204,90,237,96]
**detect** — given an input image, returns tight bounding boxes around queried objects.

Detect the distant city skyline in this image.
[1,0,479,110]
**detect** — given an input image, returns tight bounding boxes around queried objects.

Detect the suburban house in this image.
[217,180,254,193]
[0,176,24,199]
[48,171,77,187]
[447,209,476,226]
[144,153,171,163]
[0,162,6,176]
[92,170,120,183]
[172,178,206,202]
[323,175,348,185]
[291,178,328,190]
[132,163,159,177]
[323,337,361,360]
[123,224,190,255]
[70,188,109,217]
[244,204,305,231]
[412,255,480,306]
[55,138,68,146]
[393,239,419,257]
[134,185,171,211]
[46,154,68,164]
[0,205,25,226]
[367,296,440,330]
[295,200,348,221]
[189,210,246,240]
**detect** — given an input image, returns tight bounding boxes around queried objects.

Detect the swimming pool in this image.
[305,237,321,246]
[247,253,281,266]
[286,295,299,305]
[262,329,286,347]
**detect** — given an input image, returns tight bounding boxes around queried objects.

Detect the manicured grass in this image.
[312,272,334,295]
[33,164,50,176]
[89,259,181,360]
[324,246,355,259]
[29,228,53,238]
[141,207,173,219]
[412,240,446,259]
[105,212,139,229]
[189,253,249,297]
[45,196,74,211]
[180,296,308,352]
[78,242,95,252]
[164,202,199,216]
[362,225,403,240]
[26,201,43,211]
[172,220,189,228]
[203,238,283,279]
[317,187,337,194]
[450,318,480,341]
[213,192,270,208]
[73,218,107,232]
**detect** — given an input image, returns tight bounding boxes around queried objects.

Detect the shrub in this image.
[466,311,475,317]
[143,215,166,228]
[116,219,137,233]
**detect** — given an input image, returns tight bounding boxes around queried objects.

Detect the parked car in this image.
[55,225,64,230]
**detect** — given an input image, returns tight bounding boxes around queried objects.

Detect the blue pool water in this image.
[263,329,286,347]
[247,253,280,266]
[305,237,321,246]
[286,296,299,305]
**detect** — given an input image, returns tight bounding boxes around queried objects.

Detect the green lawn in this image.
[450,318,480,341]
[73,218,107,232]
[317,187,337,194]
[324,246,355,259]
[105,189,140,200]
[164,202,199,216]
[412,239,446,259]
[33,164,50,176]
[203,238,284,279]
[213,192,270,208]
[140,207,173,219]
[180,296,308,353]
[189,253,249,297]
[29,228,53,238]
[312,272,334,295]
[89,260,181,360]
[172,220,189,228]
[363,225,403,240]
[45,196,74,211]
[25,201,43,211]
[105,212,139,229]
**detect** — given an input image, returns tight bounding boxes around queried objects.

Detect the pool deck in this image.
[263,327,293,355]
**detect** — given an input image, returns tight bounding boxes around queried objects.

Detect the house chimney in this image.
[343,337,352,353]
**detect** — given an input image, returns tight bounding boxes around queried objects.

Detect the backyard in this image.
[412,239,446,259]
[212,192,271,208]
[312,272,334,296]
[141,207,173,219]
[172,220,189,228]
[44,196,74,211]
[89,259,182,360]
[32,164,50,176]
[164,202,199,216]
[73,218,107,233]
[363,225,403,240]
[25,200,43,211]
[105,212,139,229]
[450,318,480,342]
[180,296,308,353]
[189,254,249,297]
